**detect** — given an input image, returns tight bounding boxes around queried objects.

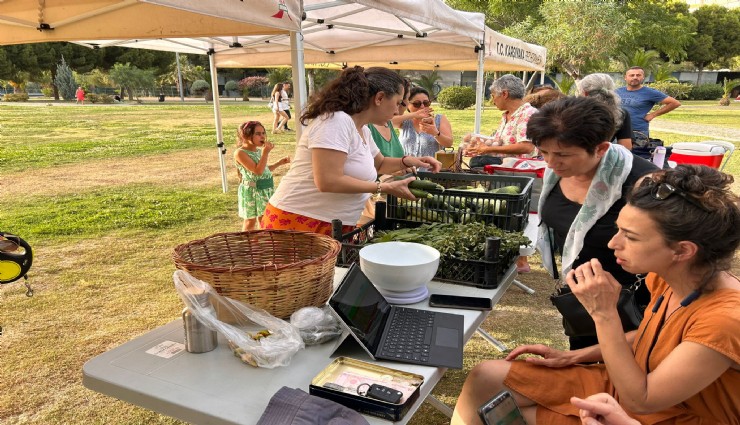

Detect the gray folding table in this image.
[83,265,516,424]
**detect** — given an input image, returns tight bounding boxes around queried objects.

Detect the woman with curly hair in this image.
[261,66,441,235]
[453,164,740,425]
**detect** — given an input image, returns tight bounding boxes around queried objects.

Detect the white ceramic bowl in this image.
[359,242,440,293]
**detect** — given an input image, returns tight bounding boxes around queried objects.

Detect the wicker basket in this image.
[172,230,342,319]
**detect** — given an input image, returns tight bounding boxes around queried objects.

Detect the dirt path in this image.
[651,119,740,142]
[1,146,293,200]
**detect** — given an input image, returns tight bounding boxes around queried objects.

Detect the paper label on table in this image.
[145,340,185,358]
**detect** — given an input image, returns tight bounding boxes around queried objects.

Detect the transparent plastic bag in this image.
[289,306,342,345]
[173,270,304,368]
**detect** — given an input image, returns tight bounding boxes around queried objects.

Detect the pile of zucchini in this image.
[391,176,522,224]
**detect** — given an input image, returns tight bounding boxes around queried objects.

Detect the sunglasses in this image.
[410,100,431,108]
[642,178,708,211]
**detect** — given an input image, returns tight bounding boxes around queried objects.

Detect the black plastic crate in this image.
[385,172,533,232]
[331,217,518,289]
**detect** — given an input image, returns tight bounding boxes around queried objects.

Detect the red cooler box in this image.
[669,141,734,170]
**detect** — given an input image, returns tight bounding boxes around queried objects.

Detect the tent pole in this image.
[474,44,485,134]
[176,52,185,102]
[540,70,545,85]
[208,46,228,193]
[290,31,307,141]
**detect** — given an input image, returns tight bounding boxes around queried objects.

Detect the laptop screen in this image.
[329,265,391,352]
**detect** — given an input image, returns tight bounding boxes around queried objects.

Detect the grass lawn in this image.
[0,100,738,424]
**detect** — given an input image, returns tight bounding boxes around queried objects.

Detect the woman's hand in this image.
[419,120,440,137]
[504,344,578,368]
[406,156,442,173]
[411,108,433,120]
[566,259,622,319]
[465,143,490,157]
[381,176,418,201]
[570,394,639,425]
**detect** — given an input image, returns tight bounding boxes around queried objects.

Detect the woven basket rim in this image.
[172,229,341,273]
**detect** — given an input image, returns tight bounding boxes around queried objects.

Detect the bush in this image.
[646,81,692,100]
[689,83,723,100]
[2,93,29,102]
[42,87,54,97]
[224,80,238,92]
[238,76,269,97]
[436,86,476,110]
[86,93,114,104]
[190,80,210,96]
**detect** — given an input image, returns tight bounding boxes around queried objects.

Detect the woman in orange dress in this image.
[452,164,740,425]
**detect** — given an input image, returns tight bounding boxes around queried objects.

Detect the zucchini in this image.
[409,188,432,199]
[424,195,451,210]
[409,179,445,192]
[408,209,441,222]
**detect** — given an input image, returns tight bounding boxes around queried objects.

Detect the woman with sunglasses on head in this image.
[452,163,740,425]
[533,97,658,350]
[393,87,453,168]
[261,66,441,236]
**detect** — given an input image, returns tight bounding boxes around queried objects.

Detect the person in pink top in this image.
[75,86,85,105]
[464,74,538,168]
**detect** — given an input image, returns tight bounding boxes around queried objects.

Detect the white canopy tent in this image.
[2,0,546,192]
[78,1,546,132]
[0,0,302,192]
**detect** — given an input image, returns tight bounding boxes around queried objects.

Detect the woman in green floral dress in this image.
[234,121,290,230]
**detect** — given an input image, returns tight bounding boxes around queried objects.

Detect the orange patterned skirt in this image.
[260,203,356,236]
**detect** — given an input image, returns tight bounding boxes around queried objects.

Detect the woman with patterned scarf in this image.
[531,97,657,349]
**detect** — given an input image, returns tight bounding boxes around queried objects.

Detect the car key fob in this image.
[367,384,402,404]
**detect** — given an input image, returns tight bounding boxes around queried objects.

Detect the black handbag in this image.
[549,276,644,338]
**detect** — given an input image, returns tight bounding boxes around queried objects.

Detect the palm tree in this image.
[554,74,576,95]
[653,62,678,83]
[266,68,292,87]
[719,78,740,106]
[412,70,442,99]
[618,49,662,79]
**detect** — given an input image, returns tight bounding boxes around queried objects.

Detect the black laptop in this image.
[328,264,464,369]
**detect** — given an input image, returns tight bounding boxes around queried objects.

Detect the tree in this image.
[54,56,77,100]
[719,78,740,106]
[266,68,292,87]
[444,0,541,31]
[618,49,663,78]
[619,0,696,63]
[508,0,627,80]
[109,63,156,100]
[687,5,740,84]
[157,54,206,94]
[412,70,442,99]
[653,62,678,82]
[79,69,114,92]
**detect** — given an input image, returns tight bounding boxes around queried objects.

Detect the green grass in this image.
[0,99,738,425]
[653,102,740,128]
[0,185,235,240]
[0,103,289,172]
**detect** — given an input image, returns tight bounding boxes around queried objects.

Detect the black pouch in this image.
[549,277,644,338]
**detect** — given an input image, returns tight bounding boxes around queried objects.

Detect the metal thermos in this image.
[182,292,218,353]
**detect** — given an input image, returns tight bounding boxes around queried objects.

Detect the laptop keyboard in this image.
[380,308,435,363]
